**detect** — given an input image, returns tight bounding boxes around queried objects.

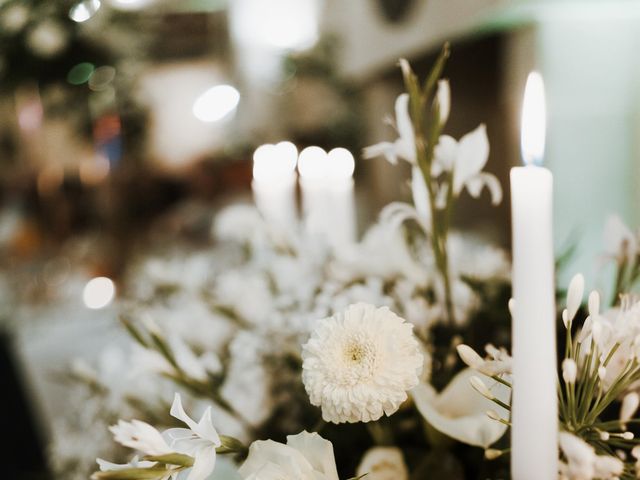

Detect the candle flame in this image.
[520,71,546,166]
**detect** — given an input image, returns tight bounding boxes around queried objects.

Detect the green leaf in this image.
[120,315,149,348]
[423,42,450,100]
[143,453,194,467]
[91,466,174,479]
[218,435,247,454]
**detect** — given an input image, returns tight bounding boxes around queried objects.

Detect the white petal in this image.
[452,124,489,195]
[171,393,200,432]
[186,446,216,480]
[362,142,398,164]
[286,431,339,479]
[395,94,414,147]
[566,274,585,322]
[412,369,508,448]
[433,135,457,174]
[464,172,502,205]
[410,167,431,227]
[436,79,450,125]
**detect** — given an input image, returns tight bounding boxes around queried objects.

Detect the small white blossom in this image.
[109,420,172,457]
[108,393,222,480]
[432,125,502,205]
[302,303,423,423]
[363,93,415,165]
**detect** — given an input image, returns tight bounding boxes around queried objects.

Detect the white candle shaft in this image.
[252,177,297,229]
[510,166,558,480]
[300,178,356,247]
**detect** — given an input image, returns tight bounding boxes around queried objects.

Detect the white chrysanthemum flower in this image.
[301,303,423,424]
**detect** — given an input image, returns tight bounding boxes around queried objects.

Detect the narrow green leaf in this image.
[423,42,450,99]
[120,316,149,348]
[144,453,194,467]
[91,466,173,479]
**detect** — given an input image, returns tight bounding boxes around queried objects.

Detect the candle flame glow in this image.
[520,71,546,166]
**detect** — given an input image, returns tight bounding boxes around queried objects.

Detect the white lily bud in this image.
[598,366,607,381]
[470,376,494,400]
[562,358,577,384]
[578,316,592,344]
[599,430,610,441]
[562,309,570,329]
[631,445,640,459]
[621,392,640,424]
[457,344,484,370]
[588,290,600,317]
[622,431,635,440]
[485,449,502,460]
[436,79,450,125]
[566,274,585,322]
[508,298,515,316]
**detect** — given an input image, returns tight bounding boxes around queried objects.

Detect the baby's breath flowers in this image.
[301,303,424,423]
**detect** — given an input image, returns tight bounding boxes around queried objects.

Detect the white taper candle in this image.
[510,71,558,479]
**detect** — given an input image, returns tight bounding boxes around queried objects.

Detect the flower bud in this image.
[562,358,577,384]
[621,392,640,424]
[470,376,494,400]
[457,344,484,370]
[485,449,502,460]
[566,274,584,322]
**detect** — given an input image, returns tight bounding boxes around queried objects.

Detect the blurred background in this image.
[2,0,640,478]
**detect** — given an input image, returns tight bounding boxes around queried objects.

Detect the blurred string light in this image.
[67,62,95,85]
[83,277,115,309]
[192,85,240,122]
[69,0,101,23]
[230,0,319,51]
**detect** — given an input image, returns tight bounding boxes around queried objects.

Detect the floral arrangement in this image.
[55,45,640,480]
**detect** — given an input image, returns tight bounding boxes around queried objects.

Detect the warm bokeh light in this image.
[521,71,546,166]
[192,85,240,123]
[82,277,115,309]
[69,0,101,23]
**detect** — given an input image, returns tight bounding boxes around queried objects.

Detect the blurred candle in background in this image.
[510,71,558,480]
[252,141,298,229]
[298,146,356,247]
